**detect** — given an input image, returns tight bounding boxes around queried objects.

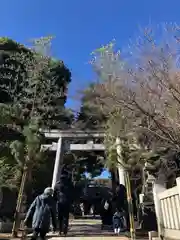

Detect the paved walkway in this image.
[47,219,129,240]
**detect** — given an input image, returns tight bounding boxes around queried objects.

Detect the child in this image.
[112,208,125,235]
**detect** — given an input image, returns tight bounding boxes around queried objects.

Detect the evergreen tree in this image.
[76,83,107,130]
[0,37,73,190]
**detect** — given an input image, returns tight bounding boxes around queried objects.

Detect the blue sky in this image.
[1,0,180,178]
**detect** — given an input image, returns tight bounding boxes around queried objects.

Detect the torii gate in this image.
[41,129,125,189]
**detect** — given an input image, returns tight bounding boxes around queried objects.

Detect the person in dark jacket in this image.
[100,198,113,228]
[115,184,130,230]
[53,178,73,236]
[24,187,57,240]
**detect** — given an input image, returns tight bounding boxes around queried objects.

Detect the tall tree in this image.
[76,83,107,130]
[0,37,73,189]
[0,37,73,235]
[89,24,180,184]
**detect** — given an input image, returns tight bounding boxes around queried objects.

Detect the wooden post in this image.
[126,171,136,240]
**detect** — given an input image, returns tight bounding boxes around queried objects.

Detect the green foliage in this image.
[61,151,104,183]
[23,120,43,164]
[8,120,44,189]
[0,36,72,128]
[0,37,26,52]
[75,84,106,179]
[88,41,149,178]
[30,152,54,199]
[10,140,25,168]
[0,36,72,191]
[76,83,107,130]
[91,40,124,82]
[0,37,15,44]
[0,104,13,124]
[0,157,16,188]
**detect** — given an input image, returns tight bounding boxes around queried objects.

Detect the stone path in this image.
[47,219,129,240]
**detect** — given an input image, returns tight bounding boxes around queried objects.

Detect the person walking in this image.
[100,198,113,229]
[115,184,130,230]
[53,171,74,236]
[24,187,57,240]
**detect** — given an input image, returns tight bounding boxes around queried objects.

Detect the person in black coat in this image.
[24,187,56,240]
[100,198,113,228]
[115,184,130,230]
[53,173,74,236]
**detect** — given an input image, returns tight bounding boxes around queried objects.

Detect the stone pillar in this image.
[52,137,63,189]
[116,137,126,186]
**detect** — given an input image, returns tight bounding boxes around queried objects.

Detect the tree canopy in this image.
[0,37,73,192]
[0,37,73,129]
[78,24,180,186]
[76,83,107,130]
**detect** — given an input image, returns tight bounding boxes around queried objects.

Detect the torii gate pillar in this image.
[52,137,63,189]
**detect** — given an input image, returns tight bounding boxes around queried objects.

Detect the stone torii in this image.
[41,129,126,189]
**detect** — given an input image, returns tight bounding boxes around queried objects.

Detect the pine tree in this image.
[0,37,73,236]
